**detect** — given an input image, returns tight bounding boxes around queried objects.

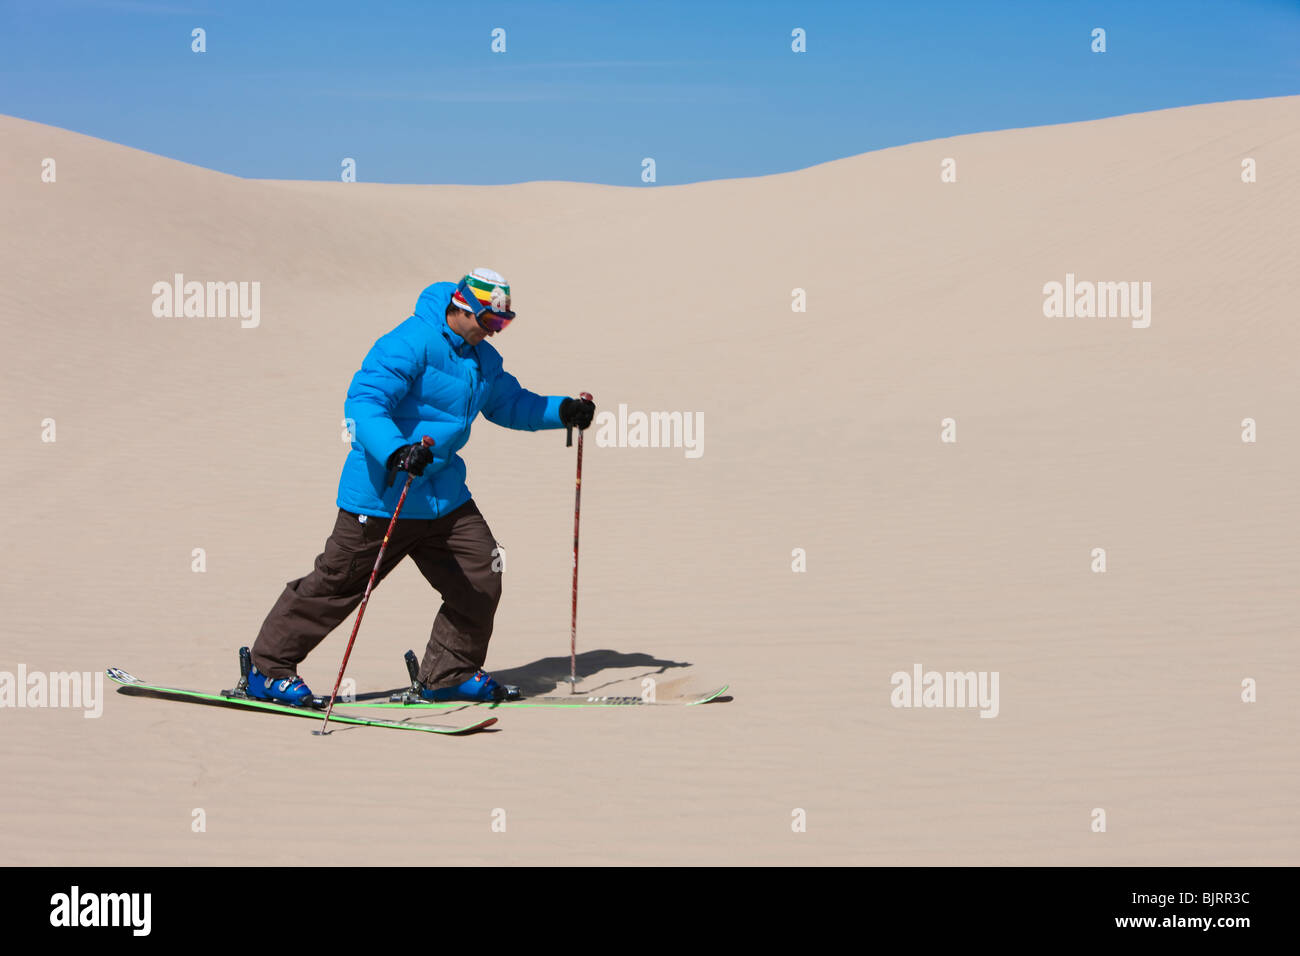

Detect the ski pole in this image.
[568,391,592,692]
[316,435,434,735]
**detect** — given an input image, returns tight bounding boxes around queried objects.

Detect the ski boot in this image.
[397,650,520,703]
[421,670,507,702]
[235,646,317,706]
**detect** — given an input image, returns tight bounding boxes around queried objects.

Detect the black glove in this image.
[385,442,435,488]
[559,396,596,430]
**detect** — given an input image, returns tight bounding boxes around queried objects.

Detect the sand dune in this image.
[1,96,1297,864]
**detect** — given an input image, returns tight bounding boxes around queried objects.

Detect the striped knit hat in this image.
[451,267,514,318]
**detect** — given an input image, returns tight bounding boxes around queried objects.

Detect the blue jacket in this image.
[336,281,566,518]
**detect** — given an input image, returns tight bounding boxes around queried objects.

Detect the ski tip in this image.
[688,685,731,705]
[455,716,499,734]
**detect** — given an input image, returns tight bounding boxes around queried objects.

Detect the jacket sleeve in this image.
[344,331,422,463]
[482,364,565,431]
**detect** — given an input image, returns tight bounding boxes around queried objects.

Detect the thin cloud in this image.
[489,60,704,71]
[322,83,748,104]
[12,0,215,13]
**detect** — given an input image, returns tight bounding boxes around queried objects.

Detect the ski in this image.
[354,684,731,710]
[105,668,497,735]
[344,651,730,709]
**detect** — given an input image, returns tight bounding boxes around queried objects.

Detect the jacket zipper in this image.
[443,349,477,519]
[464,350,479,433]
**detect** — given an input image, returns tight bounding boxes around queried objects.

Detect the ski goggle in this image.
[455,277,515,332]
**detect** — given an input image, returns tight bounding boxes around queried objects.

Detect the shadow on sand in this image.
[358,648,693,701]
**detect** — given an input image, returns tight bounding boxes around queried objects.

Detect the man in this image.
[246,268,595,703]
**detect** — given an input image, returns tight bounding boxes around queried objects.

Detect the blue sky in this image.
[2,0,1297,185]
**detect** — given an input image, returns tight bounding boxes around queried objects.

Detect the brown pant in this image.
[251,500,501,690]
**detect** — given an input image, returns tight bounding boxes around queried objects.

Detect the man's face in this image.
[448,305,494,344]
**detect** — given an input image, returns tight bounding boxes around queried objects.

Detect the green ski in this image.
[105,668,497,735]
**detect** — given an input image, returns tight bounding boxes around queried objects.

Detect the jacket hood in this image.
[413,281,471,354]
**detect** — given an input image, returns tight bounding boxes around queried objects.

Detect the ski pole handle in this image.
[385,434,436,487]
[564,391,594,447]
